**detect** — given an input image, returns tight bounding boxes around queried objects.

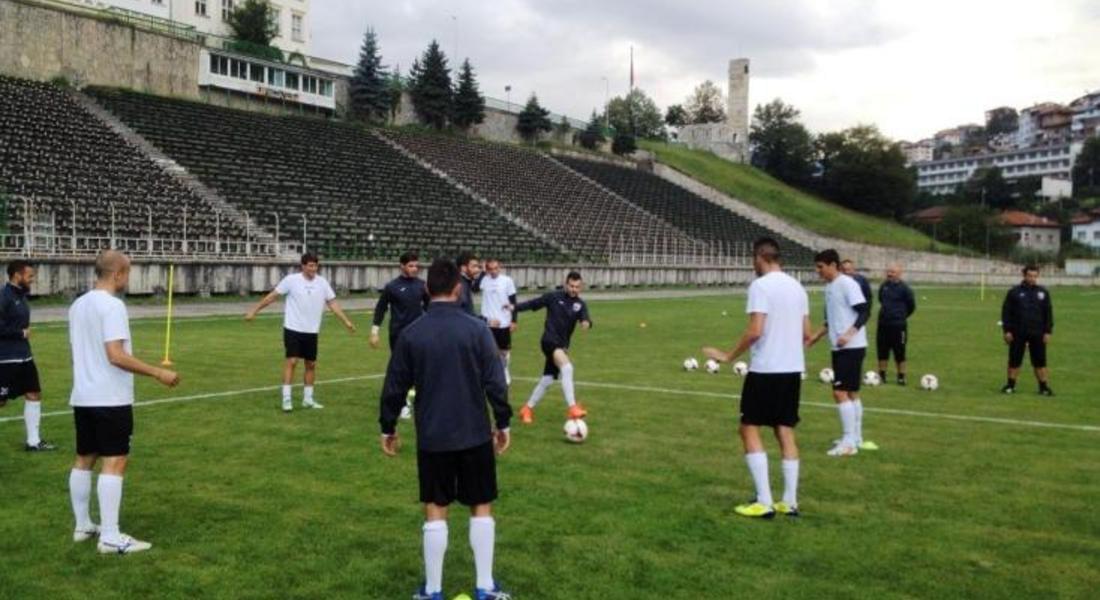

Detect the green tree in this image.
[409,41,453,130]
[963,167,1013,210]
[579,110,606,150]
[349,27,389,122]
[604,89,664,139]
[612,133,637,156]
[386,67,405,122]
[452,59,486,130]
[814,125,916,219]
[749,99,815,186]
[665,104,688,127]
[937,205,1016,256]
[226,0,279,46]
[516,94,552,143]
[1072,136,1100,198]
[555,115,572,138]
[685,80,726,124]
[986,107,1019,135]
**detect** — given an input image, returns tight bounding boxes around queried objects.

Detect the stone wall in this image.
[677,123,747,163]
[391,91,569,145]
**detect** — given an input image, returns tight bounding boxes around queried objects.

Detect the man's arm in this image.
[105,340,179,387]
[578,301,593,330]
[244,290,281,321]
[326,300,356,333]
[1043,289,1053,337]
[905,284,916,317]
[1001,290,1015,342]
[508,293,518,328]
[513,293,549,313]
[837,302,869,347]
[703,312,765,363]
[370,287,389,348]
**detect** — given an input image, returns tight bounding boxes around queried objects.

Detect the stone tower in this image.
[727,58,750,145]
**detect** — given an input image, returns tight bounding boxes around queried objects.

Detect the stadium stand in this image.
[383,130,700,261]
[557,155,816,265]
[0,76,248,252]
[86,87,568,262]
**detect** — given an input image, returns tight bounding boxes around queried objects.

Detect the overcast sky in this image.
[311,0,1100,141]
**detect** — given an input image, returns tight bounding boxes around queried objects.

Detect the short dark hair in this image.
[300,252,320,265]
[7,260,33,279]
[814,249,840,266]
[566,271,583,283]
[456,251,479,268]
[1023,264,1040,274]
[427,258,461,297]
[752,238,780,263]
[399,251,419,265]
[485,257,501,268]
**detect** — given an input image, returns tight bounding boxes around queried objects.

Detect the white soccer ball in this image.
[800,372,807,380]
[920,374,939,391]
[705,359,721,374]
[563,418,588,443]
[732,361,749,376]
[682,357,699,371]
[863,371,882,386]
[819,368,835,384]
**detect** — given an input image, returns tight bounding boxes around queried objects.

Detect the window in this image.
[285,72,299,90]
[195,0,207,16]
[1094,231,1100,240]
[320,79,333,97]
[267,68,285,88]
[249,63,264,83]
[210,54,229,76]
[221,0,234,21]
[229,58,246,79]
[1077,231,1086,239]
[292,13,304,41]
[302,75,318,94]
[269,7,281,37]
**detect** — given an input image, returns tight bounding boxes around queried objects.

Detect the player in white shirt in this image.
[807,249,876,457]
[480,259,519,386]
[704,238,811,519]
[245,253,356,412]
[67,251,180,554]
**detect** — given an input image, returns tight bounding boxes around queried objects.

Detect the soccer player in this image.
[370,252,430,419]
[379,258,512,600]
[0,260,54,451]
[456,251,484,317]
[876,263,916,385]
[1001,265,1054,396]
[68,250,180,554]
[480,259,518,386]
[245,253,356,412]
[513,271,592,424]
[807,249,875,456]
[841,259,873,316]
[703,238,810,519]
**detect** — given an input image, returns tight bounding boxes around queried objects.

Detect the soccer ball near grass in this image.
[920,374,939,391]
[819,368,834,384]
[863,371,882,386]
[564,418,588,443]
[732,361,749,376]
[705,359,721,374]
[682,357,699,371]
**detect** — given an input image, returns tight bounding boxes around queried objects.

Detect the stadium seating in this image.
[87,88,567,262]
[384,130,700,261]
[0,76,247,251]
[557,156,816,265]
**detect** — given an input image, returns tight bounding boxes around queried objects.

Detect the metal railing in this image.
[605,235,753,267]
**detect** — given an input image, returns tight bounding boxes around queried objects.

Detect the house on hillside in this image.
[1070,208,1100,249]
[998,210,1061,254]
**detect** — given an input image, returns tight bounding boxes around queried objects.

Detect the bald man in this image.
[876,264,916,385]
[67,251,180,554]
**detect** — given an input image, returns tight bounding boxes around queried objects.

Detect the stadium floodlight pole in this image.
[601,76,609,131]
[505,85,512,111]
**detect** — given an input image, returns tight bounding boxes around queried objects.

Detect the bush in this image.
[612,133,637,156]
[227,39,284,63]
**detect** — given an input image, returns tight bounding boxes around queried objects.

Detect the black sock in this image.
[879,370,887,381]
[1039,381,1050,391]
[1006,378,1016,388]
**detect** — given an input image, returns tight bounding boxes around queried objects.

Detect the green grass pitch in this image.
[1,287,1098,599]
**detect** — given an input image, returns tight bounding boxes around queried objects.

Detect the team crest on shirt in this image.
[1038,291,1045,300]
[572,302,582,312]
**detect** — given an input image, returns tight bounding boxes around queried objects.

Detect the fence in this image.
[606,235,753,267]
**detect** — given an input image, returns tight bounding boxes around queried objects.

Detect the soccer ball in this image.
[920,374,939,391]
[705,359,721,374]
[563,418,588,443]
[863,371,882,386]
[682,357,699,371]
[732,361,749,376]
[819,368,834,384]
[800,372,807,380]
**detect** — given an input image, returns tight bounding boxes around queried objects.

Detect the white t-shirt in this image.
[275,273,335,334]
[824,274,868,350]
[745,271,809,374]
[480,274,517,327]
[69,290,134,407]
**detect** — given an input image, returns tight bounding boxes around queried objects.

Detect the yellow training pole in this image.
[980,273,986,302]
[161,263,175,367]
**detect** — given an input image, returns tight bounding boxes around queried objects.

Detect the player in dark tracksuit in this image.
[0,260,54,451]
[379,258,512,600]
[877,264,916,385]
[513,271,592,424]
[371,252,430,420]
[456,251,485,317]
[1001,265,1054,396]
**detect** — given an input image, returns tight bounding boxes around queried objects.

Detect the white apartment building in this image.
[915,143,1079,195]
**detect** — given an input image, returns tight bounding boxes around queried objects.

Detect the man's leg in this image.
[895,327,908,385]
[282,358,298,410]
[876,327,889,381]
[469,503,496,592]
[1005,338,1023,392]
[422,503,450,595]
[303,360,321,408]
[740,424,773,506]
[831,390,858,454]
[775,426,800,509]
[97,455,129,546]
[70,454,98,539]
[554,350,586,417]
[1031,338,1052,395]
[24,391,51,450]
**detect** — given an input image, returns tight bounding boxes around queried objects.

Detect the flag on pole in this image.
[629,45,635,90]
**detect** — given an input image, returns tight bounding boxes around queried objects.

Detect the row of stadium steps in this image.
[0,76,248,249]
[382,130,703,262]
[555,155,817,266]
[87,88,569,263]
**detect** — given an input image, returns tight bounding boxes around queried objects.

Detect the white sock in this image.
[304,386,314,402]
[422,520,448,594]
[853,399,864,444]
[69,469,94,530]
[744,451,773,506]
[838,402,857,447]
[469,516,496,590]
[526,375,554,408]
[97,474,124,544]
[782,459,800,507]
[24,400,41,446]
[282,384,292,401]
[560,363,576,407]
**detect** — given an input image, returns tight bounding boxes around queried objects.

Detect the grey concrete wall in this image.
[0,0,200,97]
[392,91,568,145]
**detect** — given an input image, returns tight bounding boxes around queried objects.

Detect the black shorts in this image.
[0,360,40,404]
[1008,334,1047,369]
[490,328,512,351]
[417,441,498,506]
[74,406,134,457]
[831,348,866,393]
[284,328,319,361]
[740,372,802,427]
[876,323,907,362]
[541,340,566,378]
